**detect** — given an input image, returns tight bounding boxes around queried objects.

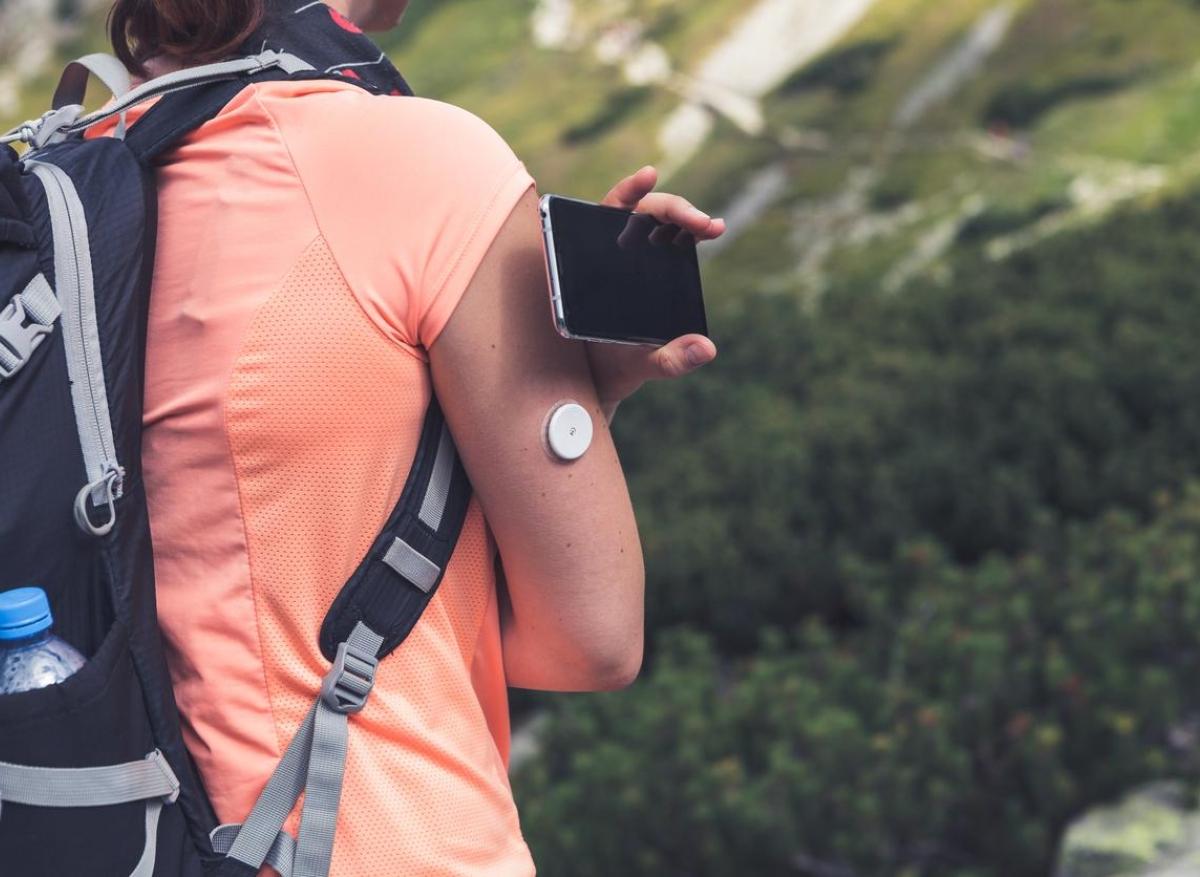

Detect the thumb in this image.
[650,336,717,380]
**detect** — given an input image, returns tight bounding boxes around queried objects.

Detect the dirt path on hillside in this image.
[893,4,1015,128]
[658,0,878,175]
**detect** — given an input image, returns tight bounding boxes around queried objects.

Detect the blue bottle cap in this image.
[0,587,54,641]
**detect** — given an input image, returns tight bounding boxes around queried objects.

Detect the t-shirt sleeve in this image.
[272,89,535,357]
[410,107,536,352]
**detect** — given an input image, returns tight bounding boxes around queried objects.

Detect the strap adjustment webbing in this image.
[0,748,180,813]
[218,623,384,877]
[211,823,297,877]
[0,749,180,877]
[0,273,60,381]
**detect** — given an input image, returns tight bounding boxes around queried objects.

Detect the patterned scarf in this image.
[244,1,414,96]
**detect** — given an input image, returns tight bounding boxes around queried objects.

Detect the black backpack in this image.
[0,49,472,877]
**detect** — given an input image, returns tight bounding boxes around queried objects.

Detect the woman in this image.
[105,0,722,873]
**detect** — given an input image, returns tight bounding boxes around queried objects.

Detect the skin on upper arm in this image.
[428,187,645,691]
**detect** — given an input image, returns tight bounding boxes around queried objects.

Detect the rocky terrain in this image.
[1057,784,1200,877]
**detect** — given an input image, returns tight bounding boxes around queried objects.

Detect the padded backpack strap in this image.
[121,53,330,163]
[123,68,326,164]
[122,66,381,164]
[319,398,474,662]
[215,403,472,876]
[121,76,279,164]
[4,51,315,151]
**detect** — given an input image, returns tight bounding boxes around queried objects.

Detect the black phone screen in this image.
[546,196,708,346]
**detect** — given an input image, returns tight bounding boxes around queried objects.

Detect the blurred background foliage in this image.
[8,0,1200,873]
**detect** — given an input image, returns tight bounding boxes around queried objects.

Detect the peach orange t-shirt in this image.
[120,79,536,874]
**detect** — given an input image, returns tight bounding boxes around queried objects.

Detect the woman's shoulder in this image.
[249,79,518,167]
[239,78,534,354]
[248,78,530,240]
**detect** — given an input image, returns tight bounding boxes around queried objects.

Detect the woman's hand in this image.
[590,167,724,418]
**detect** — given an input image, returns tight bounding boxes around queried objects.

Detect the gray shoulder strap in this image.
[2,50,314,149]
[53,54,133,110]
[68,50,314,135]
[217,623,384,877]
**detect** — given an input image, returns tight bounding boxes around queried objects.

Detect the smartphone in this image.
[540,194,708,346]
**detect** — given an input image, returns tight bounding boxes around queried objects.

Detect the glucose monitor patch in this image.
[545,402,593,461]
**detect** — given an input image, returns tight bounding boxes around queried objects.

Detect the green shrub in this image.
[561,87,653,145]
[955,197,1068,244]
[982,75,1131,127]
[870,174,920,211]
[515,488,1200,876]
[781,40,896,96]
[523,169,1200,876]
[614,190,1200,649]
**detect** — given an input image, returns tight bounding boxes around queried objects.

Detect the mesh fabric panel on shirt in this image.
[225,237,530,875]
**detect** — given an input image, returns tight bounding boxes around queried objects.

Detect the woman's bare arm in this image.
[428,188,645,691]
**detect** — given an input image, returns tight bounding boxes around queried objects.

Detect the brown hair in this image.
[109,0,266,74]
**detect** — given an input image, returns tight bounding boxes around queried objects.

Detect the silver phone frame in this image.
[539,193,658,348]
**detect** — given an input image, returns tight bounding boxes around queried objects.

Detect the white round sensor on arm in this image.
[545,402,593,461]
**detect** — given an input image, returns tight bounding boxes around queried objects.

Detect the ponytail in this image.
[109,0,266,75]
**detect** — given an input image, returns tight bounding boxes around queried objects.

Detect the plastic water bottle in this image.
[0,587,86,694]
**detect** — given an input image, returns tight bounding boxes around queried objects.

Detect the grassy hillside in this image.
[11,3,1200,874]
[378,0,752,197]
[12,0,1200,302]
[676,0,1200,304]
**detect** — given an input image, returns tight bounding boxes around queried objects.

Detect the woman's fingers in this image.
[584,333,717,407]
[601,166,726,241]
[635,193,725,240]
[700,216,727,241]
[673,226,696,247]
[649,334,717,379]
[602,165,659,210]
[649,223,679,247]
[589,170,720,406]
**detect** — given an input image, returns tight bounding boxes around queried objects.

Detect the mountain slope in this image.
[10,0,1200,307]
[675,0,1200,303]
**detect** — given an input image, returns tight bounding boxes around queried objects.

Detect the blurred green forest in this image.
[9,0,1200,873]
